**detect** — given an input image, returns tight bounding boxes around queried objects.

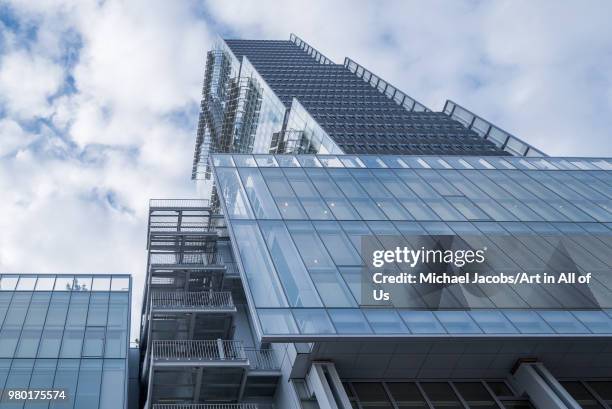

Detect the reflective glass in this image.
[292,309,336,334]
[258,309,298,334]
[238,167,281,219]
[434,311,482,333]
[232,221,288,307]
[363,309,408,334]
[259,221,322,307]
[503,310,554,334]
[328,309,372,334]
[399,311,446,334]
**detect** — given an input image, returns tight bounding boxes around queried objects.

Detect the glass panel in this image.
[572,311,612,333]
[83,327,106,357]
[259,221,322,307]
[305,168,360,220]
[73,276,92,291]
[4,359,34,405]
[0,275,18,291]
[296,155,322,167]
[352,382,393,409]
[454,382,500,409]
[260,168,308,219]
[212,154,234,167]
[258,309,298,334]
[328,309,372,334]
[275,155,300,167]
[399,311,446,334]
[35,276,56,291]
[27,359,57,406]
[54,276,74,291]
[38,292,70,358]
[238,167,281,219]
[469,311,518,334]
[313,221,362,266]
[74,359,103,409]
[420,382,463,409]
[52,359,80,409]
[503,310,554,334]
[215,168,254,219]
[561,382,603,409]
[105,293,128,358]
[110,277,129,292]
[0,292,32,358]
[363,309,408,334]
[232,221,288,307]
[434,311,482,333]
[16,276,37,290]
[99,360,125,409]
[92,277,111,291]
[233,155,257,167]
[386,382,429,409]
[329,169,387,220]
[288,221,357,307]
[292,309,336,334]
[538,311,588,333]
[284,168,333,220]
[254,155,278,167]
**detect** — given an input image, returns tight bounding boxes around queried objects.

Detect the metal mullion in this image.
[581,380,611,409]
[382,381,400,409]
[415,382,435,409]
[449,381,472,409]
[346,382,365,409]
[481,380,506,409]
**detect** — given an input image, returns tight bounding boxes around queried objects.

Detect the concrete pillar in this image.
[508,361,581,409]
[306,362,352,409]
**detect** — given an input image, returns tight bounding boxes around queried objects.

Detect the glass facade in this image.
[223,38,505,156]
[0,274,131,409]
[212,154,612,339]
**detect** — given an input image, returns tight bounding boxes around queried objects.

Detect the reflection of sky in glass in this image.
[213,154,612,338]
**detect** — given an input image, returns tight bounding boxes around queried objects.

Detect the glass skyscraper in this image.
[141,34,612,409]
[0,274,132,409]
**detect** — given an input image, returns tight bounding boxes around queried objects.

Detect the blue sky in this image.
[0,0,611,336]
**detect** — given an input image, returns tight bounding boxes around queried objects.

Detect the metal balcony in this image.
[150,199,211,210]
[245,349,281,372]
[153,404,258,409]
[151,291,235,313]
[149,252,226,270]
[152,340,247,367]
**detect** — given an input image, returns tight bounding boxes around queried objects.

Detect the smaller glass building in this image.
[0,274,131,409]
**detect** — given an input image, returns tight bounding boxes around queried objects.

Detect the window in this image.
[259,221,322,307]
[232,221,288,308]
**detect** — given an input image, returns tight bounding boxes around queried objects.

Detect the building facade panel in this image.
[0,274,131,409]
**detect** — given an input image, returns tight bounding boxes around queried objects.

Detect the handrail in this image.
[343,57,430,113]
[150,199,211,209]
[289,33,334,65]
[443,100,546,157]
[151,291,234,310]
[154,404,258,409]
[149,222,227,234]
[244,348,281,371]
[152,340,246,361]
[149,252,224,266]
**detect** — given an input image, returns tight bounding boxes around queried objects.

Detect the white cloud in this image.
[0,119,37,156]
[0,50,64,119]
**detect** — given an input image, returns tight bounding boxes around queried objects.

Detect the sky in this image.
[1,0,611,337]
